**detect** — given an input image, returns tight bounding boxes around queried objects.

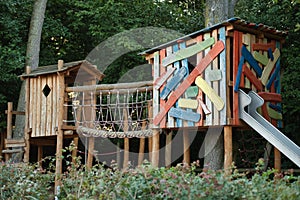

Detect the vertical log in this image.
[37,145,43,167]
[55,61,65,194]
[72,136,79,164]
[151,130,160,167]
[224,126,233,175]
[274,148,281,171]
[123,108,129,169]
[165,131,172,168]
[5,102,13,161]
[183,129,190,165]
[87,137,94,169]
[138,121,146,166]
[148,102,153,162]
[24,75,30,162]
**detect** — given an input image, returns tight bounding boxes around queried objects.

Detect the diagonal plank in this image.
[195,76,225,111]
[154,67,176,90]
[162,37,215,67]
[260,48,280,86]
[153,40,224,126]
[241,45,262,77]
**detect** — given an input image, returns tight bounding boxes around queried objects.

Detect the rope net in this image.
[69,82,153,138]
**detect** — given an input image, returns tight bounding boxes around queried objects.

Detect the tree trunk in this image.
[13,0,47,162]
[203,0,237,170]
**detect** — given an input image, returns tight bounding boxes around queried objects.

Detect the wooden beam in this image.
[123,108,129,169]
[224,126,233,175]
[183,129,190,165]
[72,136,79,164]
[165,131,172,168]
[151,130,160,167]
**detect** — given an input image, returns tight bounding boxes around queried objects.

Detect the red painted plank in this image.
[242,64,263,91]
[233,31,241,125]
[153,40,224,126]
[252,43,275,51]
[258,92,282,102]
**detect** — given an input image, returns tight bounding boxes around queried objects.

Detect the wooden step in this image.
[2,149,24,154]
[5,138,25,148]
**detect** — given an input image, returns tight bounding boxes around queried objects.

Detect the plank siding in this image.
[195,35,204,127]
[219,27,227,125]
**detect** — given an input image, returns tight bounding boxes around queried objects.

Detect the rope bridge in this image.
[66,81,154,138]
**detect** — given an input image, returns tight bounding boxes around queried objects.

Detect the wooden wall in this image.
[29,74,63,137]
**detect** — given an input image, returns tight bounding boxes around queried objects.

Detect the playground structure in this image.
[1,18,300,189]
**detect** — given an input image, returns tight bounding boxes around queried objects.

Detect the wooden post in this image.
[224,126,233,175]
[71,136,79,164]
[152,129,160,167]
[37,145,43,167]
[5,102,13,161]
[117,140,121,168]
[123,108,129,169]
[55,60,65,194]
[87,137,94,169]
[24,71,31,163]
[148,102,153,162]
[138,121,146,166]
[183,129,190,165]
[274,148,281,171]
[165,130,172,168]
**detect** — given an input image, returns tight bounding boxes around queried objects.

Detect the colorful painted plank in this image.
[260,48,280,86]
[154,67,176,90]
[258,92,282,102]
[167,45,176,128]
[185,86,199,98]
[234,56,244,92]
[266,58,280,90]
[241,45,262,77]
[195,76,224,111]
[252,43,275,51]
[162,37,215,67]
[160,66,187,100]
[253,51,269,66]
[178,98,198,109]
[198,98,211,115]
[242,65,263,91]
[269,103,282,112]
[268,48,274,61]
[206,69,222,82]
[242,33,251,89]
[267,105,282,120]
[173,43,181,127]
[169,107,200,122]
[159,49,167,128]
[153,40,225,126]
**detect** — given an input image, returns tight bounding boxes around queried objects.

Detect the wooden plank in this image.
[224,126,232,175]
[162,37,215,67]
[260,48,280,86]
[195,35,203,126]
[36,77,41,137]
[242,33,251,89]
[266,59,280,90]
[252,43,275,51]
[258,92,282,102]
[6,102,13,140]
[206,69,222,82]
[195,77,225,111]
[160,66,187,100]
[169,107,200,122]
[242,65,263,91]
[153,52,160,129]
[153,40,224,126]
[5,139,25,148]
[52,75,58,135]
[31,78,37,137]
[171,44,179,128]
[46,76,53,136]
[253,51,269,66]
[204,33,213,126]
[226,35,232,124]
[267,105,282,120]
[154,67,176,90]
[212,27,220,125]
[41,77,47,137]
[29,79,34,130]
[241,45,262,77]
[183,129,190,165]
[165,131,172,168]
[185,86,199,98]
[159,49,167,128]
[233,56,244,92]
[233,31,240,125]
[219,27,227,125]
[178,98,198,109]
[151,130,160,167]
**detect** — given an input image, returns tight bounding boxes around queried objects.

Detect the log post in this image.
[5,102,13,161]
[151,129,160,167]
[71,136,79,164]
[37,145,43,167]
[24,71,31,163]
[123,108,129,169]
[274,148,281,171]
[138,121,146,166]
[165,130,172,168]
[183,129,190,165]
[224,126,233,175]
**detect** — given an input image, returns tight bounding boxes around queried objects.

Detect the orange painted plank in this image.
[252,43,275,51]
[153,40,224,126]
[258,92,282,102]
[159,49,166,128]
[242,64,263,91]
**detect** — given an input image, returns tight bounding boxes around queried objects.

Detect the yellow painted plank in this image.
[195,76,224,111]
[260,48,280,85]
[178,98,198,109]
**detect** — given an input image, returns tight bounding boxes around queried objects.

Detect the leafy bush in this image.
[1,154,300,199]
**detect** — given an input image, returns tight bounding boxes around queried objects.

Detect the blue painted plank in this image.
[234,56,244,92]
[169,107,201,122]
[241,45,262,77]
[160,66,187,100]
[268,48,274,61]
[266,58,280,90]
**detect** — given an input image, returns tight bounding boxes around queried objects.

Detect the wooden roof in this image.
[140,17,288,55]
[20,60,104,81]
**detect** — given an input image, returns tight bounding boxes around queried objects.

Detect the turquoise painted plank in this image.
[219,27,227,125]
[162,37,215,67]
[169,107,201,122]
[241,45,262,77]
[185,86,199,98]
[234,56,244,92]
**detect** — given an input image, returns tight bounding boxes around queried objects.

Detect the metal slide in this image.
[238,89,300,167]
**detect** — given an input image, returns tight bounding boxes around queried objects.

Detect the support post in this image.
[274,148,281,171]
[71,136,79,164]
[87,137,94,169]
[224,126,233,175]
[165,130,172,168]
[37,145,43,167]
[123,108,129,169]
[152,129,160,167]
[138,121,146,166]
[5,102,13,161]
[183,129,190,165]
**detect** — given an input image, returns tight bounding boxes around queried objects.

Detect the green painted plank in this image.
[178,98,198,109]
[206,69,222,82]
[162,37,215,67]
[185,86,199,98]
[253,51,269,66]
[267,104,282,120]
